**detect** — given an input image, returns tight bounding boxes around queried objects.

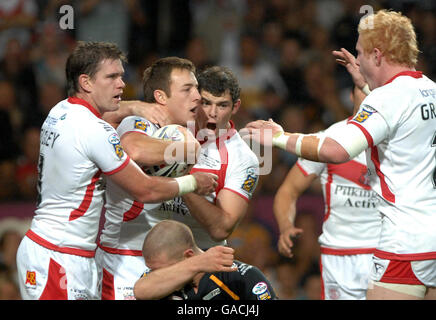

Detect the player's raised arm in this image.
[241,119,361,164]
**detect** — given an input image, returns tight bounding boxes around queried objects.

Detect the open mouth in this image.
[113,93,122,101]
[206,122,217,131]
[190,106,197,114]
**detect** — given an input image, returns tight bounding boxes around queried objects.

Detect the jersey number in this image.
[36,154,44,207]
[432,132,436,188]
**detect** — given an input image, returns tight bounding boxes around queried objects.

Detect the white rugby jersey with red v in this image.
[100,120,259,252]
[348,71,436,259]
[297,119,381,253]
[28,97,130,255]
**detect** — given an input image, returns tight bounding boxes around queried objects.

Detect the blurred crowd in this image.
[0,0,435,300]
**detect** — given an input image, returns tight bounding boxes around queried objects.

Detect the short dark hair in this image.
[66,41,126,96]
[197,66,241,104]
[142,57,196,103]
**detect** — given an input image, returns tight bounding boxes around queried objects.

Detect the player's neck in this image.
[377,63,415,88]
[74,92,102,116]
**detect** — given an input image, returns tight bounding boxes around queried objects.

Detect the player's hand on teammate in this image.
[241,119,284,147]
[332,48,367,90]
[177,126,201,164]
[191,172,218,195]
[137,101,172,127]
[277,226,303,258]
[194,246,237,273]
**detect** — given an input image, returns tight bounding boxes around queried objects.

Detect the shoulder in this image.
[117,115,159,137]
[228,132,259,166]
[325,119,348,132]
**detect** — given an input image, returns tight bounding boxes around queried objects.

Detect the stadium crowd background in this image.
[0,0,435,300]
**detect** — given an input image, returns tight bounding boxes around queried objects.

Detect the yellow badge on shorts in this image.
[25,271,36,286]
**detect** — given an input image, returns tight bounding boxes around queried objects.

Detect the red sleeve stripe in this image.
[103,156,130,176]
[222,187,249,202]
[349,121,374,147]
[296,161,309,176]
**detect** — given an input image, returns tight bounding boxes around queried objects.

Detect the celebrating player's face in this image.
[88,58,125,114]
[200,90,240,136]
[355,36,375,90]
[166,68,201,126]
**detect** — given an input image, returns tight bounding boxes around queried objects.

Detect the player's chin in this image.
[110,98,122,109]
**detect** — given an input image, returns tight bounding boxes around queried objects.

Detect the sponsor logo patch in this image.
[252,282,271,300]
[353,107,375,123]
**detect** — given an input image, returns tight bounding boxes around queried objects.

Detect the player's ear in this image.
[373,48,383,67]
[154,89,167,105]
[231,99,241,115]
[183,248,195,259]
[78,74,92,93]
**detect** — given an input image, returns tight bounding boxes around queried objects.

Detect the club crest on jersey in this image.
[134,119,148,132]
[114,144,124,159]
[252,282,271,300]
[353,107,375,123]
[242,168,258,193]
[25,271,36,286]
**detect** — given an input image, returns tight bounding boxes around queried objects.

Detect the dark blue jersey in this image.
[163,260,277,300]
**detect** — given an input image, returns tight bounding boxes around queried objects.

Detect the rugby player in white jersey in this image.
[15,43,217,300]
[243,10,436,300]
[274,87,381,300]
[97,64,259,300]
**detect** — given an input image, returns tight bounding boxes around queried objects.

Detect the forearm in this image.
[109,161,197,203]
[273,189,298,233]
[103,100,142,128]
[275,133,350,164]
[134,260,199,300]
[182,193,235,241]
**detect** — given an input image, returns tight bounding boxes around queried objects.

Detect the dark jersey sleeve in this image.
[235,261,277,300]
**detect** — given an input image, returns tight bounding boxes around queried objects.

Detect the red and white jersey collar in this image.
[384,70,422,86]
[68,96,102,119]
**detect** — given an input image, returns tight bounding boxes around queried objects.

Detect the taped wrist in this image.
[272,131,289,150]
[175,175,197,195]
[296,134,325,162]
[362,84,371,95]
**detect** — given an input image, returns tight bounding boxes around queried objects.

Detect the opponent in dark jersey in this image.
[159,260,276,300]
[134,220,277,300]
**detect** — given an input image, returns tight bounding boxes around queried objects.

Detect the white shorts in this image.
[320,253,373,300]
[16,236,99,300]
[95,247,148,300]
[370,255,436,287]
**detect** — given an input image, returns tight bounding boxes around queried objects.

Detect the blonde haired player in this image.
[243,10,436,300]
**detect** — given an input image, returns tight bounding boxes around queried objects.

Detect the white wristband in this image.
[272,131,289,150]
[295,134,303,157]
[175,175,197,195]
[362,83,371,95]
